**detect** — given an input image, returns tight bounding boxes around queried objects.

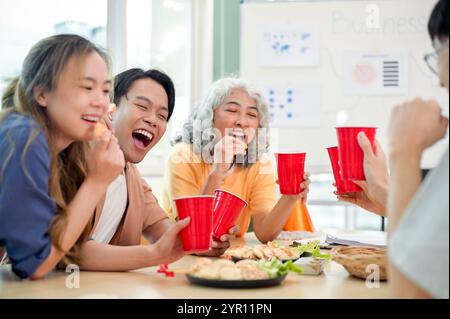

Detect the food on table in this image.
[236,260,269,280]
[294,257,327,275]
[219,266,243,280]
[188,258,213,274]
[188,258,303,281]
[290,240,331,260]
[224,241,301,261]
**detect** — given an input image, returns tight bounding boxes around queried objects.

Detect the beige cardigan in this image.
[91,163,168,246]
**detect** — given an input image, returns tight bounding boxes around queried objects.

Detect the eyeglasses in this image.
[424,40,449,75]
[424,52,439,75]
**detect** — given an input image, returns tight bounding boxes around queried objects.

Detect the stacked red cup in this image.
[334,127,377,193]
[174,196,215,253]
[212,190,248,241]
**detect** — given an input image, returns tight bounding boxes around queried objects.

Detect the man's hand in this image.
[389,98,448,156]
[335,133,388,216]
[336,182,386,216]
[194,226,240,257]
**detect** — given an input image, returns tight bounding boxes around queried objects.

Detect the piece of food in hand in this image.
[232,132,248,149]
[94,122,108,138]
[108,103,117,114]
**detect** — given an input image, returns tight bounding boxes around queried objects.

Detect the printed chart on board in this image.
[344,51,409,95]
[257,24,320,67]
[262,84,321,128]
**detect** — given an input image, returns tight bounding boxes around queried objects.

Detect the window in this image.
[308,173,385,231]
[127,0,192,175]
[0,0,107,95]
[0,0,193,176]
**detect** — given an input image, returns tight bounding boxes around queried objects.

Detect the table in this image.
[0,233,389,299]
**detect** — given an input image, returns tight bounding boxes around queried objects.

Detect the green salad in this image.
[290,240,331,260]
[257,259,304,278]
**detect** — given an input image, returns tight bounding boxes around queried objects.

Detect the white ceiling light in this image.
[336,111,348,125]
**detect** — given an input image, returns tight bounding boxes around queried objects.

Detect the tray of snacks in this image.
[225,240,331,264]
[224,241,307,263]
[186,258,303,288]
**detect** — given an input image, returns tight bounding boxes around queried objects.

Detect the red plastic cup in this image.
[336,127,377,180]
[275,153,307,195]
[327,146,362,194]
[174,196,215,253]
[212,190,248,241]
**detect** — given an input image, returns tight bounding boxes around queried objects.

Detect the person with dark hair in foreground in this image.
[387,0,449,298]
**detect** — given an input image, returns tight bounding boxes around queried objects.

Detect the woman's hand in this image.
[211,135,247,178]
[299,172,311,203]
[86,130,125,188]
[280,172,311,203]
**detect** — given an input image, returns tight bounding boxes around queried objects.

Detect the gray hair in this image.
[172,77,270,166]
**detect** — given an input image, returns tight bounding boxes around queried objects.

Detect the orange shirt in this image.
[162,143,314,237]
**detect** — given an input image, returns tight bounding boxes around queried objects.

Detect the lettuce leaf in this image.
[292,240,331,260]
[257,259,304,278]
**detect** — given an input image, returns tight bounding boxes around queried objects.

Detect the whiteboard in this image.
[241,0,448,171]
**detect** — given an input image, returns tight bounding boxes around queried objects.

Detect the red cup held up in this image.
[174,196,214,253]
[327,146,362,194]
[336,127,377,181]
[275,153,307,195]
[212,190,248,241]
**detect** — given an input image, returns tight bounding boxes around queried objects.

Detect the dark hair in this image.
[113,68,176,121]
[428,0,449,41]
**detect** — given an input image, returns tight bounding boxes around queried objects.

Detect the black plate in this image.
[186,273,288,289]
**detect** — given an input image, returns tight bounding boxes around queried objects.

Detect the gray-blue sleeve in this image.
[389,148,449,299]
[0,127,56,279]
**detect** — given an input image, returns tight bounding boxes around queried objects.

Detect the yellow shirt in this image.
[162,143,314,237]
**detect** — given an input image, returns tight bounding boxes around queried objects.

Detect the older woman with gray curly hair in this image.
[162,78,314,248]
